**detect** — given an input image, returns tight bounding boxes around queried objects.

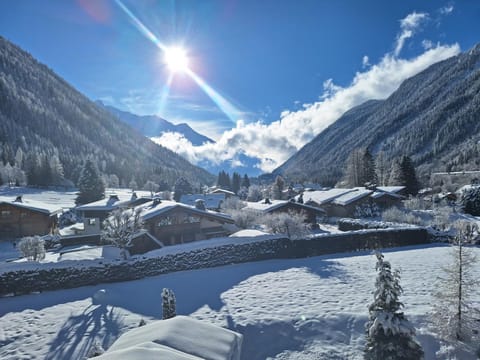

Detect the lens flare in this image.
[114,0,242,124]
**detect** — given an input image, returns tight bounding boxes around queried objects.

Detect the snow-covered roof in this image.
[97,316,242,360]
[0,196,62,215]
[244,199,325,214]
[137,200,234,223]
[229,229,269,237]
[300,188,356,205]
[376,186,405,194]
[332,188,373,206]
[211,188,236,196]
[75,194,135,211]
[179,193,225,209]
[370,191,403,200]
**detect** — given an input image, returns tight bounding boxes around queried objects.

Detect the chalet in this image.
[0,196,62,238]
[75,192,152,234]
[179,193,226,211]
[300,187,404,218]
[244,199,325,225]
[135,198,235,249]
[210,188,237,198]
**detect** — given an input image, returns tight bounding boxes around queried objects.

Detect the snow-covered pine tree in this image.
[162,288,176,320]
[75,159,105,205]
[365,252,424,360]
[460,185,480,216]
[431,221,479,343]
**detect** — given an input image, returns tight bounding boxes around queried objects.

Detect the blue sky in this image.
[1,1,479,175]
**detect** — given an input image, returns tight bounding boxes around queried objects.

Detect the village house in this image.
[131,198,236,251]
[75,192,152,235]
[300,187,405,218]
[0,196,62,238]
[243,198,325,225]
[210,188,237,199]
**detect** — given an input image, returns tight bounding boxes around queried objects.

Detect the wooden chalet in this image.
[244,199,325,225]
[0,196,61,238]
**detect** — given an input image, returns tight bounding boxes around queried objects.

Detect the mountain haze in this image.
[98,102,214,146]
[0,36,214,188]
[274,44,480,183]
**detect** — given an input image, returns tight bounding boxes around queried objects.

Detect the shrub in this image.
[162,288,176,320]
[461,186,480,216]
[381,207,423,226]
[18,236,46,261]
[228,209,262,229]
[263,211,310,240]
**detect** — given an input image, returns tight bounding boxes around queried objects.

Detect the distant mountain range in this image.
[273,43,480,184]
[0,36,214,188]
[97,102,214,146]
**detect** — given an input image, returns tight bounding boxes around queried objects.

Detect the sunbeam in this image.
[157,72,174,116]
[114,0,242,124]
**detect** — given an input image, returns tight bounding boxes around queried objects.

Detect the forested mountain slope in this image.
[274,44,480,183]
[0,36,213,188]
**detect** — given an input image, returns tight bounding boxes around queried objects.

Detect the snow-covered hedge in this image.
[337,218,412,231]
[0,228,429,296]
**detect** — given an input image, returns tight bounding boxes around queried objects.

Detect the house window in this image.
[1,210,11,218]
[88,218,97,226]
[158,216,174,227]
[184,216,200,224]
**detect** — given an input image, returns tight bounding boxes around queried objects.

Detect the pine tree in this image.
[362,148,377,186]
[162,288,176,320]
[232,172,241,194]
[75,159,105,205]
[365,252,424,360]
[461,186,480,216]
[173,177,192,201]
[375,150,389,186]
[400,156,419,195]
[241,174,250,189]
[345,148,376,187]
[272,175,285,199]
[431,221,479,343]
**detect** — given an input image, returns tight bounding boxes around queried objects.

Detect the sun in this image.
[164,46,189,73]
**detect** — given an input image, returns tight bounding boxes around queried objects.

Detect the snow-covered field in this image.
[1,244,479,360]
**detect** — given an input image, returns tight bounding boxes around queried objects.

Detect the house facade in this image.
[244,199,325,225]
[0,196,61,238]
[139,199,235,247]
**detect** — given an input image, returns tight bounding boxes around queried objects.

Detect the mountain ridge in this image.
[97,102,214,146]
[273,44,480,184]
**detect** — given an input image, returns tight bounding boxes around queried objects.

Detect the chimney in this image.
[263,198,271,205]
[14,195,22,203]
[195,199,206,211]
[152,197,162,206]
[131,192,138,201]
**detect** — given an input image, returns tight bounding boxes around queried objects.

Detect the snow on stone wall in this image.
[0,228,428,296]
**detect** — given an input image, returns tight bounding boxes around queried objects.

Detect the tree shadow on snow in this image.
[45,303,123,360]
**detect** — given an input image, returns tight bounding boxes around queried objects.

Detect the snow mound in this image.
[229,229,269,237]
[98,315,242,360]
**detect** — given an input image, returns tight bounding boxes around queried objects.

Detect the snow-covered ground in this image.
[1,244,479,360]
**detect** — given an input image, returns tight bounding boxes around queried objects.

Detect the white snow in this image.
[98,316,242,360]
[0,244,479,359]
[229,229,269,237]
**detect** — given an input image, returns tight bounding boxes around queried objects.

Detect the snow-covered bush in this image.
[381,207,423,226]
[354,203,380,218]
[246,185,263,202]
[138,319,147,327]
[263,211,310,240]
[162,288,176,320]
[59,210,79,227]
[228,209,262,229]
[86,341,104,358]
[18,236,46,261]
[403,197,431,211]
[221,197,246,211]
[101,208,145,260]
[432,206,454,233]
[461,186,480,216]
[365,252,424,360]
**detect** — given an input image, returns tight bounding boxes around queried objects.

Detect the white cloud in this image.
[362,55,370,68]
[394,12,428,56]
[422,39,434,50]
[154,43,460,173]
[440,4,454,15]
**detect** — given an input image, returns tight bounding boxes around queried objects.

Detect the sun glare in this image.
[164,46,189,73]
